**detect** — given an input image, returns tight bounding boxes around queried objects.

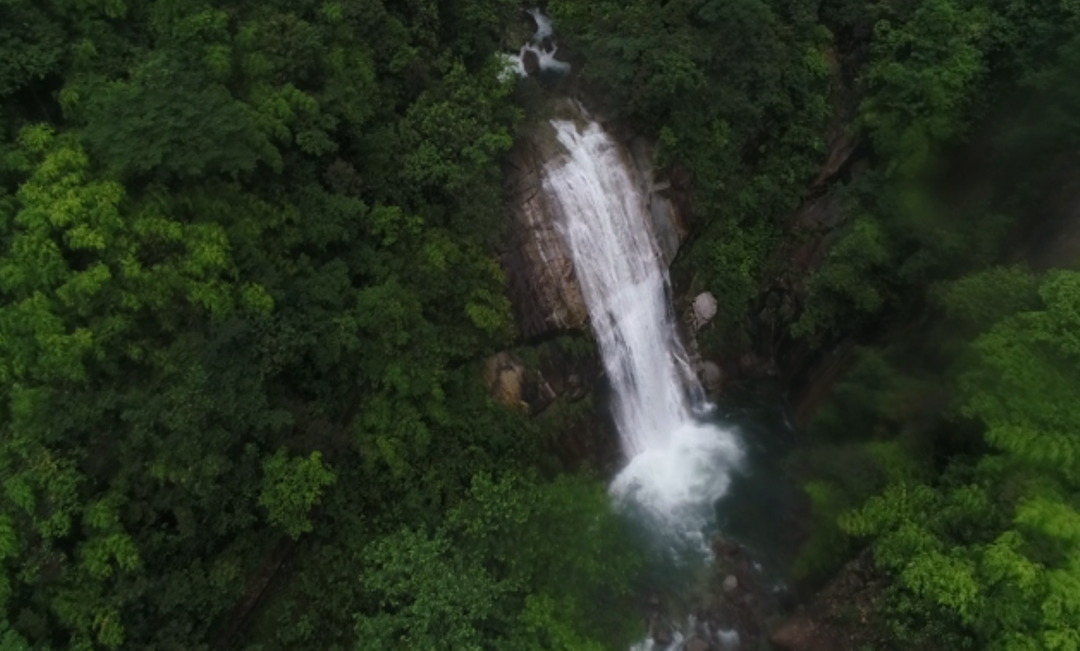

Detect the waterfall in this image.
[541,115,742,543]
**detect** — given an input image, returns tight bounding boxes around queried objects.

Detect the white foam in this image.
[610,421,741,540]
[500,9,572,80]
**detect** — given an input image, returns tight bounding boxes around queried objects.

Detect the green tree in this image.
[834,270,1080,650]
[354,472,642,651]
[259,450,336,539]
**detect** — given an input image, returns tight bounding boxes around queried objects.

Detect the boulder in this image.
[482,353,527,409]
[519,8,539,34]
[521,49,540,76]
[770,614,842,651]
[693,292,718,326]
[482,352,559,414]
[686,637,711,651]
[770,551,883,651]
[701,361,723,392]
[649,615,674,647]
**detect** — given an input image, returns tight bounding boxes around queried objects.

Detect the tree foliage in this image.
[801,270,1080,650]
[354,473,641,651]
[549,0,833,343]
[0,1,647,650]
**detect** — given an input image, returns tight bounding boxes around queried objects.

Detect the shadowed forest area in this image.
[547,0,1080,647]
[2,0,1080,649]
[0,1,642,649]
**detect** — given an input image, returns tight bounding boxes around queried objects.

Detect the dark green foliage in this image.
[859,0,991,179]
[792,215,895,345]
[83,61,268,178]
[795,269,1080,649]
[930,266,1040,333]
[549,0,833,342]
[0,1,647,650]
[0,1,66,97]
[789,0,1078,348]
[354,472,641,651]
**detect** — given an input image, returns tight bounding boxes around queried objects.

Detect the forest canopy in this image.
[548,0,1080,648]
[2,0,1080,649]
[0,1,642,649]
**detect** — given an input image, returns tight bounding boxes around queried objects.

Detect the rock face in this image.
[482,344,593,416]
[502,117,590,339]
[701,361,723,393]
[501,99,689,340]
[481,337,622,474]
[626,135,690,268]
[770,551,884,651]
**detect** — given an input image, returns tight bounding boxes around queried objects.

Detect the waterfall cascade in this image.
[540,115,742,542]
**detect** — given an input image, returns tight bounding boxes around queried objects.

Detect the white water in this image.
[499,9,572,80]
[541,116,742,545]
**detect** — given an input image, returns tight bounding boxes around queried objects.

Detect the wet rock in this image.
[645,594,662,613]
[684,538,780,651]
[686,637,711,651]
[649,615,674,646]
[519,8,539,33]
[701,361,723,392]
[501,99,685,339]
[540,35,555,53]
[738,351,774,378]
[722,575,739,592]
[501,116,590,339]
[521,49,540,76]
[693,292,718,328]
[627,136,690,267]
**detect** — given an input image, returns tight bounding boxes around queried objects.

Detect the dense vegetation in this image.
[4,0,1080,648]
[0,1,642,650]
[551,0,834,344]
[548,0,1080,648]
[551,0,1079,350]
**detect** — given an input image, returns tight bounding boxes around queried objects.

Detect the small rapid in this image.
[540,116,742,547]
[500,9,572,79]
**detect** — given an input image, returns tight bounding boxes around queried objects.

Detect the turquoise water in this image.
[611,379,804,579]
[709,381,804,581]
